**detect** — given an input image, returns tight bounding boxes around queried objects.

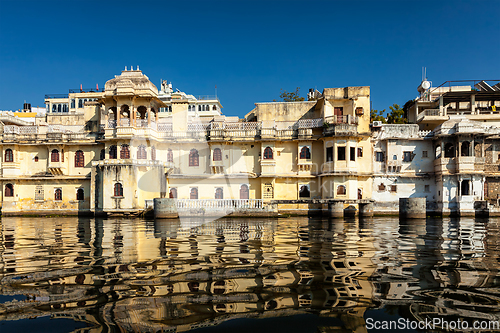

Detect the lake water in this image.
[0,216,499,333]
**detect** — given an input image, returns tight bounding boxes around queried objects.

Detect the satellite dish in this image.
[421,80,430,90]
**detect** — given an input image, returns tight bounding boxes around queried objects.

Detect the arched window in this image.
[263,147,273,159]
[190,187,198,199]
[215,187,223,199]
[299,185,310,198]
[109,145,117,159]
[300,146,311,159]
[213,105,217,111]
[120,144,130,159]
[78,99,83,108]
[4,184,13,197]
[76,188,84,200]
[100,149,105,160]
[137,145,147,159]
[213,148,222,161]
[198,105,201,111]
[55,188,62,201]
[34,156,39,162]
[444,143,455,158]
[167,149,173,162]
[4,149,13,162]
[114,183,123,197]
[240,184,249,199]
[461,141,470,157]
[151,146,156,161]
[75,150,84,167]
[51,149,60,162]
[337,185,346,195]
[169,188,177,199]
[189,149,199,166]
[358,188,362,200]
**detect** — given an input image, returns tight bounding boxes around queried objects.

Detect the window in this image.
[169,188,177,198]
[215,187,223,199]
[358,188,362,200]
[337,185,346,195]
[403,151,413,162]
[393,155,397,160]
[424,185,430,192]
[137,145,147,159]
[263,147,273,159]
[326,147,333,162]
[78,99,83,108]
[51,149,60,162]
[109,145,117,159]
[4,149,13,162]
[189,149,199,166]
[34,156,39,162]
[240,184,249,199]
[167,149,173,162]
[376,151,385,162]
[100,149,105,160]
[422,150,428,158]
[299,185,310,198]
[390,185,397,192]
[337,147,346,161]
[35,185,43,200]
[75,150,84,167]
[151,146,156,161]
[114,183,123,197]
[300,146,311,159]
[350,147,355,161]
[120,145,130,159]
[357,148,363,157]
[378,183,386,191]
[444,143,455,158]
[71,99,75,108]
[5,184,13,197]
[76,188,84,200]
[213,148,222,161]
[190,187,198,199]
[55,188,62,201]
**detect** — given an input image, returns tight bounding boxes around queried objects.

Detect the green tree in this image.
[279,87,305,102]
[386,104,407,124]
[370,109,386,123]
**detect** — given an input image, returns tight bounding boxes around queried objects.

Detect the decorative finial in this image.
[125,66,127,71]
[137,65,140,71]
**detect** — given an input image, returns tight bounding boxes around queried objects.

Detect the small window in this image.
[213,148,222,161]
[137,145,147,159]
[378,183,386,191]
[299,185,310,198]
[403,151,412,162]
[390,185,397,192]
[300,146,311,159]
[76,188,84,200]
[55,188,62,201]
[215,187,223,199]
[424,185,430,192]
[393,155,397,160]
[240,184,249,199]
[5,184,14,197]
[167,149,173,162]
[190,187,198,199]
[51,149,59,162]
[189,149,199,166]
[151,146,156,161]
[337,147,346,161]
[357,148,363,157]
[263,147,273,159]
[422,150,428,158]
[326,147,333,162]
[109,145,117,159]
[5,149,13,162]
[100,149,105,160]
[337,185,346,195]
[169,188,177,198]
[376,151,385,162]
[78,99,83,108]
[120,144,130,159]
[350,147,355,161]
[114,183,123,197]
[75,150,84,168]
[34,156,39,162]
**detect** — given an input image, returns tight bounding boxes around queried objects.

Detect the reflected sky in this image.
[0,216,499,332]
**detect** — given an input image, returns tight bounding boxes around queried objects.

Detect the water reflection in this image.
[0,216,499,332]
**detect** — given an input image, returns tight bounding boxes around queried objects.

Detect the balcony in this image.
[323,123,357,137]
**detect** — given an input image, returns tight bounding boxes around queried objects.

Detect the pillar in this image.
[359,202,374,217]
[399,198,426,219]
[154,198,178,218]
[147,106,151,126]
[471,94,476,114]
[328,201,344,218]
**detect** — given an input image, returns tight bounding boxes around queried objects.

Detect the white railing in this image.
[19,126,38,134]
[298,118,323,128]
[324,115,358,125]
[418,130,433,137]
[176,199,264,210]
[4,125,20,134]
[120,119,130,127]
[107,120,117,128]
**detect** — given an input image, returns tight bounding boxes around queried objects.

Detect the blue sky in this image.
[0,0,499,117]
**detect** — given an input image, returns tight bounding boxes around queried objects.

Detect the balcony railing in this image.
[176,199,264,210]
[417,109,441,122]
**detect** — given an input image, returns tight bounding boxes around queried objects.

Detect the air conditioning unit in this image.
[372,121,383,127]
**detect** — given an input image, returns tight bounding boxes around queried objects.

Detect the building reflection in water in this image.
[0,216,499,332]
